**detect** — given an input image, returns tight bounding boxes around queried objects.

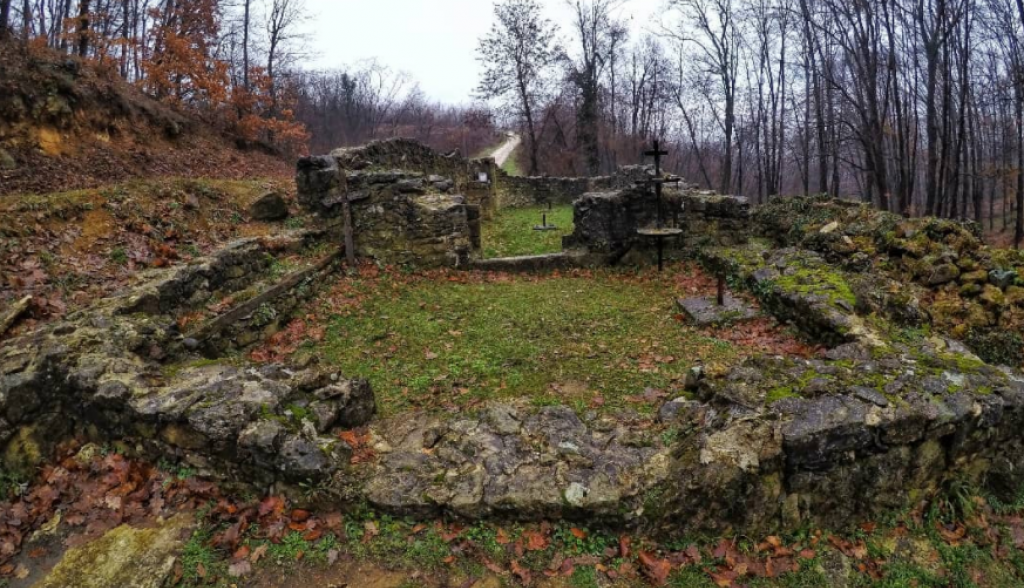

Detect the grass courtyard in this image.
[481,204,575,258]
[283,263,814,418]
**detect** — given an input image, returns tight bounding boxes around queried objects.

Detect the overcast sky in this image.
[299,0,665,105]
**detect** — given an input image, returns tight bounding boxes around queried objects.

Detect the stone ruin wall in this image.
[297,138,754,268]
[297,139,491,268]
[1,234,377,494]
[565,187,752,260]
[9,137,1024,541]
[495,165,651,208]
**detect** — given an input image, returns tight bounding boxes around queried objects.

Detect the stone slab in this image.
[677,295,758,326]
[32,515,192,588]
[467,252,587,273]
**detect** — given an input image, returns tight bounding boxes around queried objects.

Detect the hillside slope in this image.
[0,40,292,197]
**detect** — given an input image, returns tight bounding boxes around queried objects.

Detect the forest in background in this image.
[478,0,1024,246]
[0,0,499,160]
[4,0,1024,243]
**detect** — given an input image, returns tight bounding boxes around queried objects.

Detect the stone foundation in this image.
[651,347,1024,536]
[296,139,750,268]
[344,172,476,267]
[7,144,1024,544]
[0,237,376,489]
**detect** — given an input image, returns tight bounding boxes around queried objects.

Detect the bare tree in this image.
[476,0,559,175]
[0,0,12,39]
[668,0,741,194]
[265,0,306,113]
[77,0,91,56]
[241,0,251,89]
[565,0,625,175]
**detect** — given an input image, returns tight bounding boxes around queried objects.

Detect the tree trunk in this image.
[1016,81,1024,248]
[0,0,11,39]
[721,89,735,194]
[78,0,91,57]
[518,77,540,176]
[243,0,251,90]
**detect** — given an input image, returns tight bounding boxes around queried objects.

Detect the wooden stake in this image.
[342,195,356,266]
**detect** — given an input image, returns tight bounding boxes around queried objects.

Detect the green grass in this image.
[180,528,228,586]
[317,266,740,416]
[481,204,574,258]
[501,149,523,176]
[0,467,25,501]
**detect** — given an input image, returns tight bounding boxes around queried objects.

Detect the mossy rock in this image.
[961,270,988,284]
[1,423,59,476]
[0,148,16,171]
[33,515,193,588]
[979,284,1006,308]
[1007,286,1024,306]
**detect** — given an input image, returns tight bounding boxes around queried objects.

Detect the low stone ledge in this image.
[466,252,588,273]
[185,248,343,356]
[647,350,1024,537]
[118,232,319,317]
[361,404,670,523]
[700,246,878,347]
[0,238,375,488]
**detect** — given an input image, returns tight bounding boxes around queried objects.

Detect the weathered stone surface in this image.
[678,295,758,326]
[0,237,374,489]
[249,191,290,221]
[565,188,750,260]
[650,339,1024,536]
[363,404,669,522]
[298,139,497,219]
[924,263,960,286]
[32,515,192,588]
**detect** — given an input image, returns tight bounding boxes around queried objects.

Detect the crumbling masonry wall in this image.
[495,165,653,208]
[296,140,495,267]
[0,236,377,492]
[565,188,751,258]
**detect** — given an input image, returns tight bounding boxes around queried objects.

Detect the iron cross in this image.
[644,141,669,177]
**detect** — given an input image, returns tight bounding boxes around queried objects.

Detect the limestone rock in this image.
[249,191,290,221]
[925,263,960,286]
[0,148,16,171]
[980,284,1006,307]
[960,270,988,284]
[32,515,192,588]
[314,379,376,428]
[1007,286,1024,306]
[990,269,1019,290]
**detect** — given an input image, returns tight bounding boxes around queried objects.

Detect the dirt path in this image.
[490,132,521,167]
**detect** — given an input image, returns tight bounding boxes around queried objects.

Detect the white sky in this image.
[299,0,665,104]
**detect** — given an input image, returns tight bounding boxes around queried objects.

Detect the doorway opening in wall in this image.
[480,204,574,258]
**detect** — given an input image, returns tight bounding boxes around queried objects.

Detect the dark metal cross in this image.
[644,141,669,228]
[637,140,682,270]
[644,141,669,176]
[533,186,558,231]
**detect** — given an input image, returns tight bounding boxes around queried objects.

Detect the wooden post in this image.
[717,276,726,306]
[342,195,356,266]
